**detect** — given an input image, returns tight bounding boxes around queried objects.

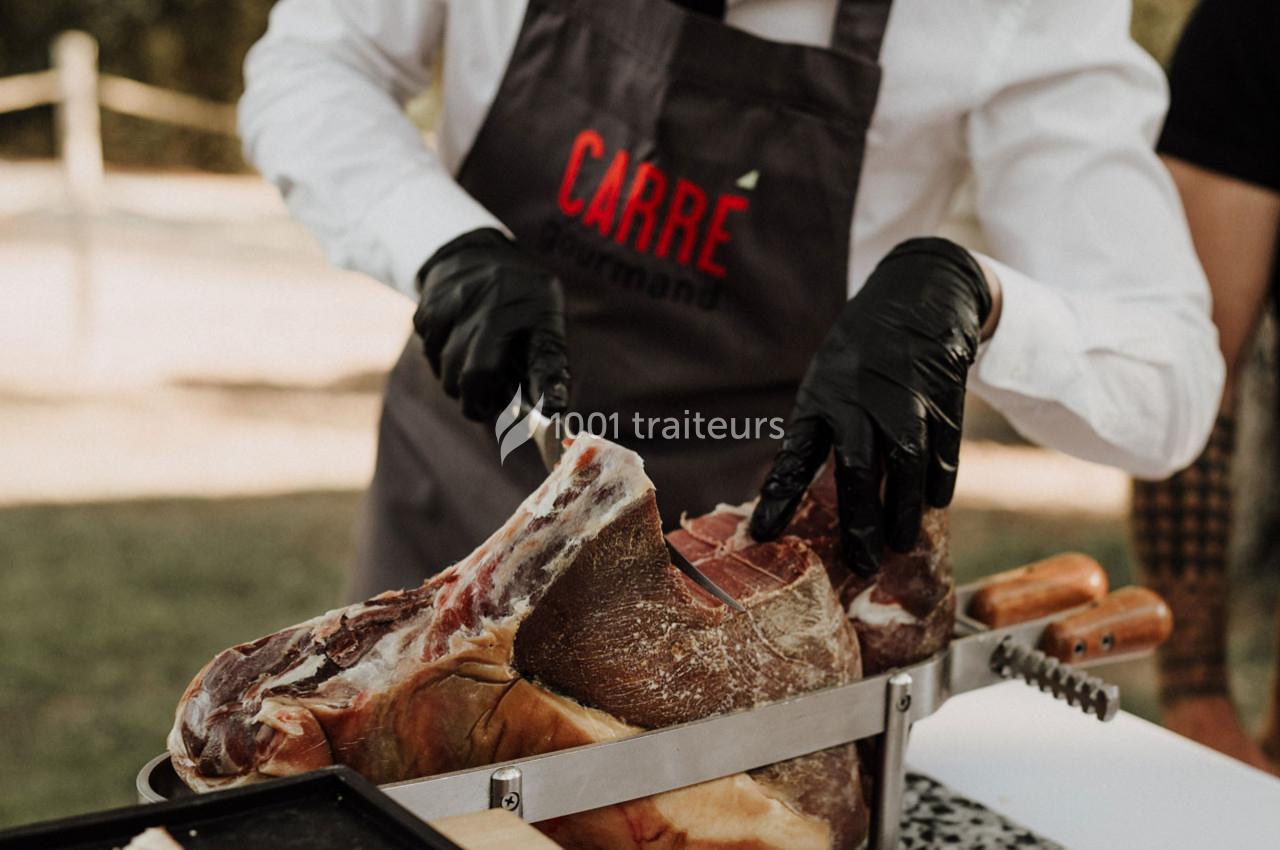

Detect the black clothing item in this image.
[670,0,726,18]
[414,228,570,422]
[751,237,990,576]
[1160,0,1280,314]
[1159,0,1280,194]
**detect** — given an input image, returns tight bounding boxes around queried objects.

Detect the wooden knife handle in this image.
[966,553,1109,627]
[1039,586,1174,663]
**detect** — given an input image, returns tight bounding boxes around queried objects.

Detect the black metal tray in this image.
[0,766,463,850]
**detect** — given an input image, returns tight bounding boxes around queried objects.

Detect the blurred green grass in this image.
[0,493,353,828]
[0,496,1273,829]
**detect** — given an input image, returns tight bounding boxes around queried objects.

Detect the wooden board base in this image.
[430,810,564,850]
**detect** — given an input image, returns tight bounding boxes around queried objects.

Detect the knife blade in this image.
[523,406,567,473]
[665,539,746,613]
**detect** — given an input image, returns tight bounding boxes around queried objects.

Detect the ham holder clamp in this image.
[138,563,1169,849]
[138,434,1173,850]
[373,571,1169,850]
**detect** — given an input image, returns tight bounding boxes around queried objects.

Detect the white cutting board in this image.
[908,681,1280,850]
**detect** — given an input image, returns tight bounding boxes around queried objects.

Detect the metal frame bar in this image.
[381,653,947,825]
[874,673,914,850]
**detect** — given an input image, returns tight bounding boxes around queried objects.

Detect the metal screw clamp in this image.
[991,638,1120,722]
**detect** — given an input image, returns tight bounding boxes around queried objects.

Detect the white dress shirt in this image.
[240,0,1225,478]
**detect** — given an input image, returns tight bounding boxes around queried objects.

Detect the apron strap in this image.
[832,0,893,61]
[672,0,727,18]
[670,1,890,60]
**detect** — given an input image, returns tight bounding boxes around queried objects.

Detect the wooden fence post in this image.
[52,30,103,353]
[52,31,104,210]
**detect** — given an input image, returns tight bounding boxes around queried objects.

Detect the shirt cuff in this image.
[359,168,508,297]
[970,252,1084,403]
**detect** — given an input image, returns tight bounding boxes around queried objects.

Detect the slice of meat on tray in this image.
[170,435,869,850]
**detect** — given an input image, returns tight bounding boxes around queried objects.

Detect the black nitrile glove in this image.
[750,237,991,577]
[414,228,570,422]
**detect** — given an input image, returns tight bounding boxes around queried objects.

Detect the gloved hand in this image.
[750,237,992,576]
[414,228,570,421]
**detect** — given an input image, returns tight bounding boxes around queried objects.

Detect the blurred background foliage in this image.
[0,0,273,170]
[0,0,1199,172]
[1133,0,1200,64]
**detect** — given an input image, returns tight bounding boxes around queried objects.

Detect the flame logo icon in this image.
[494,387,544,465]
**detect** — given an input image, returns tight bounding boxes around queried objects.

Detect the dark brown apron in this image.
[350,0,893,601]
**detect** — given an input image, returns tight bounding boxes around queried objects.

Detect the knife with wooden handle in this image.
[962,552,1109,627]
[1039,586,1173,663]
[976,585,1173,722]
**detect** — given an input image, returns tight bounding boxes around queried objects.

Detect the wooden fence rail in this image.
[0,69,58,114]
[97,74,238,136]
[0,31,238,352]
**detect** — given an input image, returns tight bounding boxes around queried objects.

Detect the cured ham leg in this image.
[170,436,869,849]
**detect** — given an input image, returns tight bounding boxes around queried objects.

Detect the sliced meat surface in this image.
[670,462,955,674]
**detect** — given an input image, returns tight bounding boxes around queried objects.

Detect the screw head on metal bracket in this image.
[888,672,914,714]
[490,766,524,817]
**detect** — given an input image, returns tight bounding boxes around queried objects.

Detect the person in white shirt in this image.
[240,0,1224,600]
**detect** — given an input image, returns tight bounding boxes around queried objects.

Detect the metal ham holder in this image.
[137,553,1172,850]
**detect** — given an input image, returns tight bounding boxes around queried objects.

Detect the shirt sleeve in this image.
[239,0,506,298]
[1158,0,1280,192]
[966,0,1225,479]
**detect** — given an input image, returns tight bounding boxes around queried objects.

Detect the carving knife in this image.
[523,405,745,613]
